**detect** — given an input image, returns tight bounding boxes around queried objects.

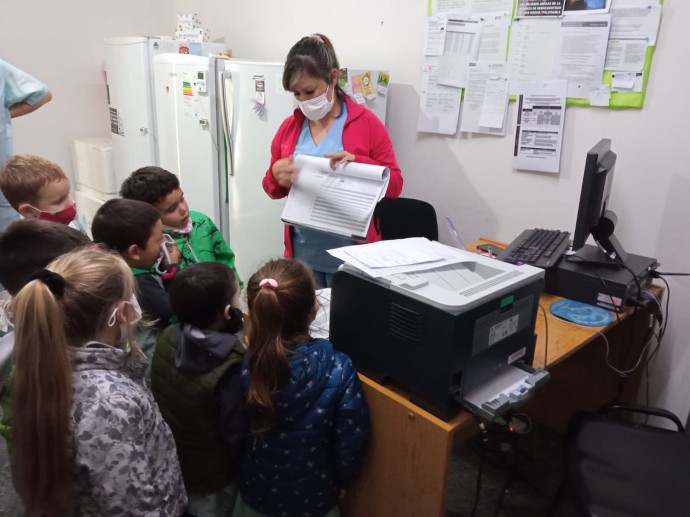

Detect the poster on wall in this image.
[513,80,567,174]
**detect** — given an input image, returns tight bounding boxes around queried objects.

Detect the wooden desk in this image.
[340,238,657,517]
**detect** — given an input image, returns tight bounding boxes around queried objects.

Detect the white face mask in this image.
[297,84,334,121]
[107,294,143,328]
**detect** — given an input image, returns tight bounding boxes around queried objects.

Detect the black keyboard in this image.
[498,228,571,269]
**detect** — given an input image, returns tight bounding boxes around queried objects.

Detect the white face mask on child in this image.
[107,294,143,348]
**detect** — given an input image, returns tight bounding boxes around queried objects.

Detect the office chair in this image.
[561,404,690,517]
[374,197,439,241]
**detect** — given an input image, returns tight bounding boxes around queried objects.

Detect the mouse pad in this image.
[550,299,613,326]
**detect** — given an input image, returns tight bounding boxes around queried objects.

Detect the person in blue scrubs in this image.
[0,60,52,232]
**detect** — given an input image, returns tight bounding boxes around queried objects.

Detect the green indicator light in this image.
[500,295,514,308]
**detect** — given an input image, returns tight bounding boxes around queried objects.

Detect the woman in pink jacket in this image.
[263,33,403,287]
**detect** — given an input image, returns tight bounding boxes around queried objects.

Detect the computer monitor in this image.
[571,138,627,267]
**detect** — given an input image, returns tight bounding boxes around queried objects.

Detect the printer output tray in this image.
[460,361,549,421]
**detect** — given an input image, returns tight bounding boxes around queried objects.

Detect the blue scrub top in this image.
[291,101,354,274]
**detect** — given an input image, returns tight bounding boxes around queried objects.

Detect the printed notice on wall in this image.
[513,80,567,174]
[516,0,565,18]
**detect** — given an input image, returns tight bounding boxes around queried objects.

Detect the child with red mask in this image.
[0,155,82,230]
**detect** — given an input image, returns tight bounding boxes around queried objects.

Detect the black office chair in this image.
[560,404,690,517]
[374,197,438,241]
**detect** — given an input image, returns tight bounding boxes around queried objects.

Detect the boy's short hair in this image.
[0,155,68,209]
[0,219,91,295]
[170,262,238,329]
[91,198,161,253]
[120,166,180,205]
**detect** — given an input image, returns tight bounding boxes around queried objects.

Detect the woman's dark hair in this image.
[245,259,316,433]
[170,262,238,329]
[283,33,345,98]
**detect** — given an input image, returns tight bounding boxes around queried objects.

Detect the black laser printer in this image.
[330,244,548,421]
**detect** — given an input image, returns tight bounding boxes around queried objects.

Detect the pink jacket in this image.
[262,96,403,257]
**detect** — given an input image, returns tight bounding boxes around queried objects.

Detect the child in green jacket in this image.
[120,166,242,304]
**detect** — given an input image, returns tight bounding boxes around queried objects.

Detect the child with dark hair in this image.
[0,219,91,296]
[0,219,92,452]
[91,198,179,327]
[151,262,245,517]
[235,258,370,517]
[121,166,242,298]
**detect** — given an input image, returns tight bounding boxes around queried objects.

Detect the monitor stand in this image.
[567,244,621,269]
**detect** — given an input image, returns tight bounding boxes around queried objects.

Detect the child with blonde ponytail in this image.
[10,247,186,516]
[234,258,370,517]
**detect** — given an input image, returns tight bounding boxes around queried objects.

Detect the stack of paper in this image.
[327,237,469,278]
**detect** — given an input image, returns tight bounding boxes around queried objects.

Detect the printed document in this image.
[474,11,511,62]
[508,18,561,95]
[438,18,481,88]
[460,61,509,135]
[425,14,448,56]
[553,14,612,99]
[609,4,662,45]
[281,155,389,240]
[604,38,647,72]
[417,59,462,135]
[513,80,567,174]
[328,238,467,278]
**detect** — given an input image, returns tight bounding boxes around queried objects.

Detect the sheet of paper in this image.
[417,61,462,135]
[328,238,467,278]
[554,14,612,98]
[563,0,612,15]
[512,80,567,174]
[516,0,565,17]
[588,84,611,106]
[609,5,662,45]
[281,155,389,240]
[471,0,514,13]
[437,18,481,88]
[460,61,509,135]
[473,11,511,62]
[425,14,448,56]
[479,74,510,128]
[604,38,647,71]
[611,71,643,92]
[431,0,471,15]
[507,18,561,95]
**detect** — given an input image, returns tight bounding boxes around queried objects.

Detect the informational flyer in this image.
[437,17,481,88]
[516,0,565,18]
[507,17,561,95]
[553,14,612,98]
[417,60,462,135]
[460,61,509,135]
[513,80,567,174]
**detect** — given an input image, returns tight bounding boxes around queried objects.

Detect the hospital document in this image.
[281,155,390,240]
[554,14,612,98]
[513,80,567,174]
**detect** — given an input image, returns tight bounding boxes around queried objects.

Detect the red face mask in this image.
[36,202,77,225]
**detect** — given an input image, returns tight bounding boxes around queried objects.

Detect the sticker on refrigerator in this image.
[109,108,123,136]
[252,75,266,116]
[182,81,194,96]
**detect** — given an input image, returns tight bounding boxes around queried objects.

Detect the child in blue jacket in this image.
[234,259,370,517]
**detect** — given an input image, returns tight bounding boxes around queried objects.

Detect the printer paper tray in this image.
[460,361,549,421]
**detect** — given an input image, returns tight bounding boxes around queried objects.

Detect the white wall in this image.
[0,0,172,178]
[3,0,689,420]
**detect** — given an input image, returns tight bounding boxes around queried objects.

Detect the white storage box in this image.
[74,187,117,239]
[71,138,117,194]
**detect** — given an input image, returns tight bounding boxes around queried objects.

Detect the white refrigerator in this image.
[153,54,389,284]
[153,55,294,283]
[104,37,226,187]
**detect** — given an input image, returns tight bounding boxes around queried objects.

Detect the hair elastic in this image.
[259,278,278,289]
[28,268,66,297]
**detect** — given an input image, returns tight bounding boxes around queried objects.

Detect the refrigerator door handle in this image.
[220,71,235,176]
